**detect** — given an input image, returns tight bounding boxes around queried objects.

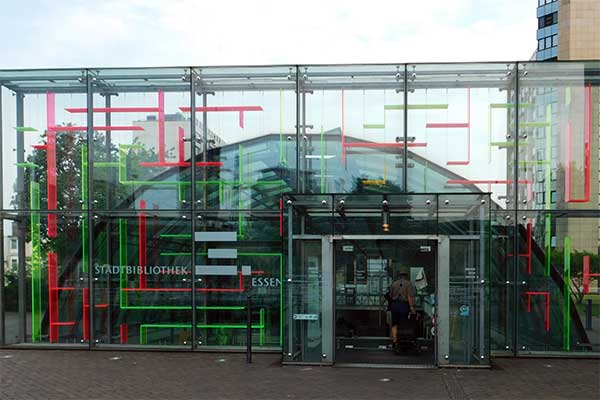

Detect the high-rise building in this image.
[536,0,600,61]
[530,0,600,254]
[557,0,600,60]
[536,0,559,60]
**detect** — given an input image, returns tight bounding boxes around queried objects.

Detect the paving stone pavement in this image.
[0,349,598,400]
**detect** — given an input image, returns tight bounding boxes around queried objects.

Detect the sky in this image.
[0,0,539,68]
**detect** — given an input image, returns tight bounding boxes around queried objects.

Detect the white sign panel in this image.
[293,314,319,321]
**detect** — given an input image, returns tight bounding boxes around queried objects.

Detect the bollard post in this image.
[586,299,593,330]
[246,294,252,364]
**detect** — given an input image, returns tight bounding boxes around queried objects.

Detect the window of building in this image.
[536,192,544,204]
[536,149,545,160]
[537,170,545,182]
[545,37,552,49]
[536,106,544,118]
[552,34,558,47]
[538,12,558,29]
[10,239,17,250]
[11,259,17,270]
[535,127,544,139]
[538,39,545,51]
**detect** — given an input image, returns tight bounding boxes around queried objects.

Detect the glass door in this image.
[283,237,333,364]
[333,238,437,366]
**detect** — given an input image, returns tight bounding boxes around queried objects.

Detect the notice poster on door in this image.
[355,261,367,284]
[359,259,387,285]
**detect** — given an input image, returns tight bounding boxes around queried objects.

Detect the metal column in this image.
[295,66,300,192]
[286,201,293,358]
[512,63,520,355]
[16,93,26,343]
[321,236,333,364]
[86,71,95,348]
[437,235,450,365]
[479,201,487,361]
[104,94,113,343]
[202,90,208,206]
[190,70,198,349]
[403,64,408,192]
[0,85,4,345]
[300,90,307,193]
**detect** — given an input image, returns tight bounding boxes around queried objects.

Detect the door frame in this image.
[294,234,450,366]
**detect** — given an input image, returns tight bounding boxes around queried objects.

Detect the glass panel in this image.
[194,211,282,348]
[516,211,600,353]
[283,196,333,364]
[300,65,406,194]
[0,69,87,211]
[90,68,192,211]
[406,63,516,209]
[92,212,192,347]
[283,238,325,363]
[287,194,333,236]
[2,217,21,344]
[2,212,88,345]
[517,61,600,211]
[191,66,297,211]
[332,193,437,236]
[438,194,490,365]
[489,206,516,353]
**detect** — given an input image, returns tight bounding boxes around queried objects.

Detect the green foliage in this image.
[7,129,163,288]
[3,257,32,312]
[215,328,230,346]
[550,249,600,304]
[10,129,163,238]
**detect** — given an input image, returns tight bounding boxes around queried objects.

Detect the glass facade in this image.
[0,62,598,365]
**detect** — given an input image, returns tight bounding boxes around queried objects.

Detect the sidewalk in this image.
[0,349,598,399]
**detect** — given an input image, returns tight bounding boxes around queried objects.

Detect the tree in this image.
[551,249,600,304]
[11,128,166,243]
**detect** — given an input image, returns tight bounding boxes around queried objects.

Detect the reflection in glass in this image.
[0,63,598,363]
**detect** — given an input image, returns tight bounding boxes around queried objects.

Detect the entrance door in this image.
[333,237,437,366]
[282,193,490,367]
[283,233,488,366]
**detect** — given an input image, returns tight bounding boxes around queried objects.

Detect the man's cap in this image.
[399,266,410,275]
